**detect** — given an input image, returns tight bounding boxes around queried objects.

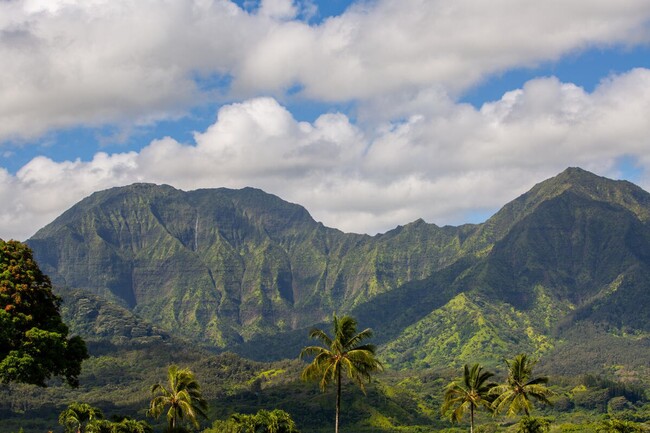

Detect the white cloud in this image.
[2,69,650,241]
[239,0,650,99]
[2,0,650,142]
[258,0,298,19]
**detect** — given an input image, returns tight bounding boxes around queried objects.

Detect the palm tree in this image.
[85,420,113,433]
[147,365,208,431]
[598,418,649,433]
[300,314,383,433]
[490,353,553,417]
[255,409,299,433]
[58,402,104,433]
[229,409,299,433]
[108,418,153,433]
[229,413,257,432]
[441,363,496,433]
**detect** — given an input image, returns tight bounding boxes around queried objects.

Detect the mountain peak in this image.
[541,167,650,220]
[557,166,593,178]
[474,167,650,246]
[549,166,623,191]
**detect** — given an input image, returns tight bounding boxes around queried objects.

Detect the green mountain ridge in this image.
[28,184,472,348]
[25,167,650,376]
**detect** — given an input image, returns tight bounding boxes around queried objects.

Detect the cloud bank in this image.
[2,0,650,141]
[3,69,650,240]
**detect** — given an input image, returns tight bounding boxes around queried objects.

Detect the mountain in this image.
[26,168,650,377]
[468,167,650,322]
[380,168,650,371]
[27,184,473,348]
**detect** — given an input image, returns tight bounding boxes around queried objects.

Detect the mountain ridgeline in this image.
[26,168,650,372]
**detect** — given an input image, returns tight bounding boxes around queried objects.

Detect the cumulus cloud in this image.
[2,0,650,141]
[2,70,650,241]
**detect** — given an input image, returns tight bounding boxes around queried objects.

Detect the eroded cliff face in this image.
[28,183,471,347]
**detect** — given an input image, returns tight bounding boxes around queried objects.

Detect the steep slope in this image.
[465,169,650,325]
[381,168,650,370]
[58,286,171,344]
[27,184,473,347]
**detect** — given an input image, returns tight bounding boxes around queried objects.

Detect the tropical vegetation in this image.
[598,417,650,432]
[58,403,152,433]
[58,402,104,433]
[203,409,299,433]
[516,415,551,433]
[1,332,649,433]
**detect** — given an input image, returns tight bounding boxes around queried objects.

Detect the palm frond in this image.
[308,328,333,347]
[345,328,373,349]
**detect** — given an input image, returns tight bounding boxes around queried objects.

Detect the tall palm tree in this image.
[441,363,496,433]
[58,402,104,433]
[147,365,208,431]
[300,314,383,433]
[490,354,553,417]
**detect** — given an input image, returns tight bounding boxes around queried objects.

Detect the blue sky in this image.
[2,0,650,240]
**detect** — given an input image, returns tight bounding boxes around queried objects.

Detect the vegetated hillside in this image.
[26,168,650,378]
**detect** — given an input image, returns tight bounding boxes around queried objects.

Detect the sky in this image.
[2,0,650,241]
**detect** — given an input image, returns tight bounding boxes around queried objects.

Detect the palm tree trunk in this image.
[470,403,474,433]
[335,368,341,433]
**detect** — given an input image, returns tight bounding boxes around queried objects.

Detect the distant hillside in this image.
[26,167,650,377]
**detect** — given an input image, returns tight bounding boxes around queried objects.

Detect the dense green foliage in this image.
[204,409,299,433]
[58,403,152,433]
[598,418,650,432]
[517,415,551,433]
[0,239,88,386]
